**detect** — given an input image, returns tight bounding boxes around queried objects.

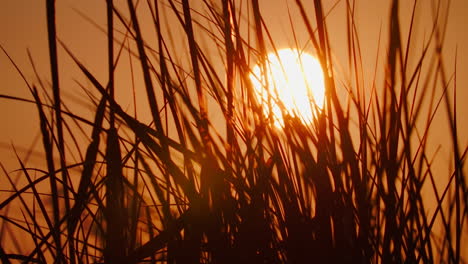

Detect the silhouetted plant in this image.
[0,0,466,263]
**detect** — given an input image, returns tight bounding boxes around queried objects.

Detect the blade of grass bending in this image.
[0,48,54,255]
[29,48,87,166]
[178,0,210,146]
[434,29,466,261]
[148,2,191,243]
[127,4,188,223]
[13,157,55,262]
[0,172,49,211]
[0,94,100,130]
[69,42,199,178]
[67,94,107,235]
[2,162,107,262]
[73,57,198,202]
[60,40,200,176]
[30,83,63,262]
[126,0,166,148]
[23,204,48,264]
[1,162,53,263]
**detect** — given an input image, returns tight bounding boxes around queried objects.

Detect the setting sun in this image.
[250,49,325,127]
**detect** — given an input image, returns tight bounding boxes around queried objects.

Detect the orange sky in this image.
[1,0,467,180]
[0,0,467,260]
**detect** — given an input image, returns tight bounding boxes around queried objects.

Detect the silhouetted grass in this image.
[1,0,467,263]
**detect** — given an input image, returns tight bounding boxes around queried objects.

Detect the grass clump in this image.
[0,0,466,263]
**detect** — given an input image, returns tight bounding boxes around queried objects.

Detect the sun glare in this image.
[250,49,325,127]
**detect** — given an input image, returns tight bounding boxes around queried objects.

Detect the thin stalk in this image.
[45,1,65,262]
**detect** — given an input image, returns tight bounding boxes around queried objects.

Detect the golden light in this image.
[250,49,325,127]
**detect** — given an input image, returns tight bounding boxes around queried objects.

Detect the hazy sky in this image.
[1,0,467,170]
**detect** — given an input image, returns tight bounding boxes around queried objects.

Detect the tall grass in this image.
[1,0,466,263]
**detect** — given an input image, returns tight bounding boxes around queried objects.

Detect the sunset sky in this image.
[1,0,467,175]
[1,1,467,261]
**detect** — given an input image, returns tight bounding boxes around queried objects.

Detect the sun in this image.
[250,49,325,127]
